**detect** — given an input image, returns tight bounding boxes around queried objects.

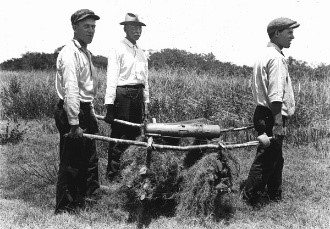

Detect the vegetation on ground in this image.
[0,50,330,228]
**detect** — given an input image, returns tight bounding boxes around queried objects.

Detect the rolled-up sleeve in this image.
[59,50,80,125]
[144,61,150,103]
[267,57,286,103]
[105,48,120,104]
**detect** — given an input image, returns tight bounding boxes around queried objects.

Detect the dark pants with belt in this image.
[107,85,144,179]
[54,100,100,213]
[243,105,286,203]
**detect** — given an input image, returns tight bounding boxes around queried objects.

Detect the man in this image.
[241,18,299,207]
[54,9,100,213]
[104,13,150,181]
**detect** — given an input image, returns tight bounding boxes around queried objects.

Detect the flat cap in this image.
[71,9,100,25]
[267,17,300,35]
[120,13,146,26]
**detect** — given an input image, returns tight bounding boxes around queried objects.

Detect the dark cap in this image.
[267,17,300,35]
[120,13,146,26]
[71,9,100,25]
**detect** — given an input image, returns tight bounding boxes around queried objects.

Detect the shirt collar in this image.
[72,39,82,49]
[123,38,138,49]
[72,39,91,56]
[267,42,283,55]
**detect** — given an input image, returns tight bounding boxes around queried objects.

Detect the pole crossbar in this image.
[83,133,264,150]
[94,114,143,127]
[92,114,263,149]
[94,114,254,134]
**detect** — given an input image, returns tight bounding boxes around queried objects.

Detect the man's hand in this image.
[273,125,286,142]
[257,133,270,148]
[270,101,285,142]
[273,123,286,146]
[68,125,83,138]
[104,104,115,124]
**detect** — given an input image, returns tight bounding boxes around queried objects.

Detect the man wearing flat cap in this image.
[241,17,299,207]
[104,13,150,182]
[54,9,101,213]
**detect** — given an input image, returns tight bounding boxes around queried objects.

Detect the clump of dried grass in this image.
[176,151,237,220]
[112,136,239,224]
[118,137,184,220]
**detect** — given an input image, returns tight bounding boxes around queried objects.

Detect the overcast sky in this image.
[1,0,329,66]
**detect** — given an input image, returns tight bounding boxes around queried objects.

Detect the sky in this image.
[1,0,329,67]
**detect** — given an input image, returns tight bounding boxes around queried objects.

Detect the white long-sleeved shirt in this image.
[55,39,97,125]
[252,42,295,116]
[104,38,149,104]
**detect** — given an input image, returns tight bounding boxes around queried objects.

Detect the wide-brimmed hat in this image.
[71,9,100,25]
[267,17,300,35]
[120,13,146,26]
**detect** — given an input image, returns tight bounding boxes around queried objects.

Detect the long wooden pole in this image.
[94,114,254,134]
[83,133,266,150]
[95,114,143,127]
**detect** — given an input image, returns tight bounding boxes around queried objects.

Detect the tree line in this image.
[1,47,329,80]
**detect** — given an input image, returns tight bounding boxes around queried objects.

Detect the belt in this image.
[58,99,91,109]
[118,84,144,89]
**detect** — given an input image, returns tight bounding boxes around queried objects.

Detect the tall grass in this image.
[0,70,57,119]
[1,68,330,228]
[1,68,330,146]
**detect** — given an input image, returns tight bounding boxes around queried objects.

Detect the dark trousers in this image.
[107,86,144,178]
[243,106,286,202]
[54,100,100,213]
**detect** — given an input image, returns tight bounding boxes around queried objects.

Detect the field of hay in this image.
[0,68,330,229]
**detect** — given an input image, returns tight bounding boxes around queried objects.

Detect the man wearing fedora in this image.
[104,13,150,181]
[241,17,299,207]
[54,9,101,213]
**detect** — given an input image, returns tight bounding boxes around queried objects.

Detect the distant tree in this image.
[0,45,108,71]
[148,48,253,78]
[0,58,23,71]
[92,55,107,69]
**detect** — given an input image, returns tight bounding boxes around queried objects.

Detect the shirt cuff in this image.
[104,97,115,105]
[68,117,79,125]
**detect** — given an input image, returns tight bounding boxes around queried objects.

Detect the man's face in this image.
[276,28,295,49]
[125,25,142,42]
[73,18,96,45]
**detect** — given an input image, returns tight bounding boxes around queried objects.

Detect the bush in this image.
[0,71,58,119]
[0,48,107,71]
[148,49,253,78]
[0,121,26,145]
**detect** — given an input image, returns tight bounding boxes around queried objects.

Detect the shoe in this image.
[240,186,264,209]
[267,190,282,202]
[239,179,247,193]
[84,188,103,203]
[106,172,122,183]
[268,194,282,202]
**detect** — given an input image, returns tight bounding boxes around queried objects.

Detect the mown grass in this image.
[1,119,329,229]
[0,68,330,228]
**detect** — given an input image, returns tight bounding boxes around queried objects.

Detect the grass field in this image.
[0,69,330,228]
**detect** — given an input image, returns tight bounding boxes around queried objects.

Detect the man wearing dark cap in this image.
[54,9,100,213]
[241,17,299,207]
[104,13,150,181]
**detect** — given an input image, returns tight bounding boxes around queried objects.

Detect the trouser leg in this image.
[55,135,80,213]
[85,138,100,196]
[267,139,284,199]
[243,140,281,203]
[54,100,99,212]
[242,106,284,204]
[106,87,144,179]
[106,123,130,179]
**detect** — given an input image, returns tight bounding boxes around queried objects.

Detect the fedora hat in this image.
[120,13,146,26]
